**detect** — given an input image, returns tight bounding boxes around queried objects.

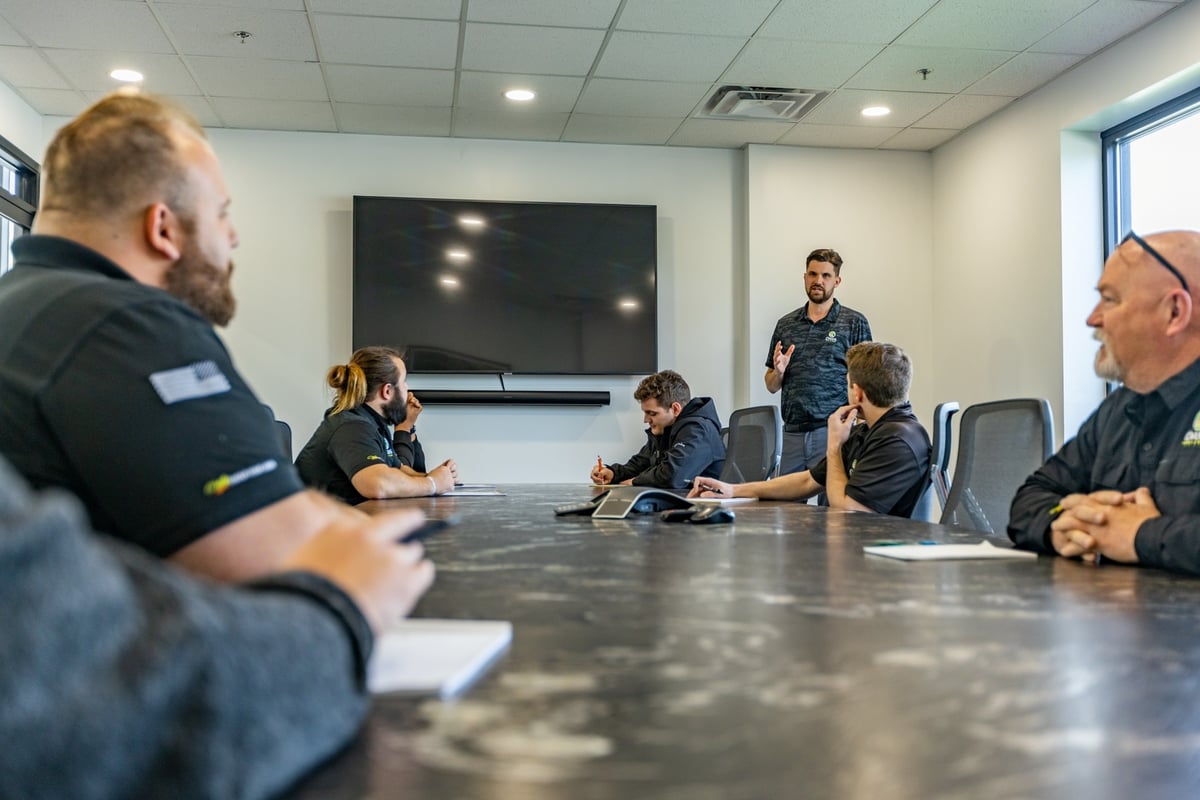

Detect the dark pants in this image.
[781,428,828,504]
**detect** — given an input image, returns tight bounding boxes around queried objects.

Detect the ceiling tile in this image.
[897,0,1094,50]
[802,88,952,127]
[879,127,959,150]
[166,94,223,127]
[189,57,327,101]
[15,86,87,117]
[915,93,1013,128]
[81,90,225,127]
[0,46,68,89]
[314,15,459,68]
[324,64,454,106]
[462,23,605,75]
[1032,0,1177,55]
[334,103,452,135]
[0,0,173,52]
[457,72,584,112]
[156,6,316,60]
[616,0,777,36]
[668,118,790,148]
[561,113,681,145]
[210,97,337,131]
[777,124,902,148]
[576,78,711,117]
[723,39,883,89]
[595,31,745,83]
[157,0,305,9]
[846,46,1015,94]
[966,51,1082,96]
[0,15,25,45]
[760,0,940,44]
[451,108,569,141]
[43,50,201,94]
[467,0,620,28]
[308,0,462,17]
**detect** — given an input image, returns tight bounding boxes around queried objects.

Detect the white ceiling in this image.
[0,0,1189,151]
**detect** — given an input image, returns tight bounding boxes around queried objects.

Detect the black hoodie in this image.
[608,397,726,490]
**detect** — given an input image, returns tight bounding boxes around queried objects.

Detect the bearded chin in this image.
[165,254,237,327]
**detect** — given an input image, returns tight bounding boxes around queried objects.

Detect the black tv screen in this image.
[352,196,658,375]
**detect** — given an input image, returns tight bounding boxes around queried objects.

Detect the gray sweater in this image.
[0,456,374,799]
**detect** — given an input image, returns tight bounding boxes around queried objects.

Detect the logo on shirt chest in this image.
[825,331,837,344]
[1182,411,1200,446]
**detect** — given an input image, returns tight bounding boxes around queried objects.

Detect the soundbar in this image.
[415,390,611,406]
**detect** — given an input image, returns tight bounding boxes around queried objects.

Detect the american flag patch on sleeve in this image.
[149,360,232,405]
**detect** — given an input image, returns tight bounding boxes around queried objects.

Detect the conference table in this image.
[290,485,1200,800]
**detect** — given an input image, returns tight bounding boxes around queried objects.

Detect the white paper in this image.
[689,496,758,506]
[863,540,1038,561]
[368,619,512,698]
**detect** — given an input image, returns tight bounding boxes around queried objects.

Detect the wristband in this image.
[427,476,437,496]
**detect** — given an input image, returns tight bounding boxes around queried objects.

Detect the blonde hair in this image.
[328,346,403,414]
[41,89,205,221]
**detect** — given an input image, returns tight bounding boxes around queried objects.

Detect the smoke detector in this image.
[702,86,826,122]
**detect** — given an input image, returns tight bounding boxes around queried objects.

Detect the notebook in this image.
[368,619,513,698]
[863,540,1038,561]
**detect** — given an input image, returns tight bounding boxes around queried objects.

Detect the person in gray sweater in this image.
[0,455,434,799]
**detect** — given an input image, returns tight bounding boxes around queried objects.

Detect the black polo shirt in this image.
[766,300,872,430]
[1009,357,1200,574]
[295,404,399,505]
[809,402,931,517]
[0,235,303,556]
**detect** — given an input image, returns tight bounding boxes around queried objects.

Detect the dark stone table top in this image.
[290,485,1200,800]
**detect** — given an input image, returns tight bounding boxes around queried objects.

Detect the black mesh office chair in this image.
[275,419,293,461]
[911,401,960,522]
[939,398,1054,533]
[718,405,782,483]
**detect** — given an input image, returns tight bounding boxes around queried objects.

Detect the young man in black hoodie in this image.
[591,370,726,491]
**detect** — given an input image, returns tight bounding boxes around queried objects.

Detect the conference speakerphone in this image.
[554,486,694,519]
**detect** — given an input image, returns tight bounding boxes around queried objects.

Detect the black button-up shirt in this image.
[1009,357,1200,574]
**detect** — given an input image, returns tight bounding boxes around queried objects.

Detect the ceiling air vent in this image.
[702,86,826,122]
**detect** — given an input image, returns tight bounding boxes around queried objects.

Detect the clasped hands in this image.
[1050,487,1161,563]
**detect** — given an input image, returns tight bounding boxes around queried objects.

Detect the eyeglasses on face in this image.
[1122,231,1190,294]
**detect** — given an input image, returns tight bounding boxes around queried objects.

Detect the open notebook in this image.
[368,619,512,699]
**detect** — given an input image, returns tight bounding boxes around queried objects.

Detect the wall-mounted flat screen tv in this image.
[353,196,658,375]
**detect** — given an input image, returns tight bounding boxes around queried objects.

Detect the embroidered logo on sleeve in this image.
[149,361,232,405]
[203,459,279,496]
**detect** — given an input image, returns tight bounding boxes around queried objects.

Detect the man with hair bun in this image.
[591,369,725,491]
[693,342,930,517]
[296,347,458,504]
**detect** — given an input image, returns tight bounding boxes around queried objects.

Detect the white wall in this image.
[931,0,1200,440]
[0,82,43,158]
[209,131,741,482]
[209,129,939,483]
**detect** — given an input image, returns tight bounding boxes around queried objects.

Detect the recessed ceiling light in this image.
[618,299,639,310]
[458,215,485,228]
[110,69,144,83]
[504,88,536,102]
[440,276,461,287]
[861,105,891,118]
[446,248,470,261]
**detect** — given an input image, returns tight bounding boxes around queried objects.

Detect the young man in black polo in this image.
[295,347,458,504]
[591,369,725,491]
[693,342,930,517]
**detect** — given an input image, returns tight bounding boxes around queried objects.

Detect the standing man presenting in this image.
[766,248,872,476]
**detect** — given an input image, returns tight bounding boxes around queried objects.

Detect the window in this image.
[1102,85,1200,253]
[0,133,38,275]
